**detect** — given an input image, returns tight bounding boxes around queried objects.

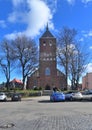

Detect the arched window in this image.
[45,67,50,76]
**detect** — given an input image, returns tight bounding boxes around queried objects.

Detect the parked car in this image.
[72,92,83,100]
[82,90,92,100]
[82,89,92,95]
[65,91,74,101]
[50,92,65,102]
[11,93,21,101]
[0,92,7,101]
[65,91,83,101]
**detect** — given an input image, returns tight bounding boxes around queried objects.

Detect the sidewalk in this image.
[22,96,50,101]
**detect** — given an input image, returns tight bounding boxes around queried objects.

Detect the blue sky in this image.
[0,0,92,83]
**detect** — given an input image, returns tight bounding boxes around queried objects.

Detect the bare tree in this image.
[57,27,89,90]
[68,44,79,89]
[0,40,14,90]
[11,36,38,89]
[57,27,77,90]
[68,44,88,90]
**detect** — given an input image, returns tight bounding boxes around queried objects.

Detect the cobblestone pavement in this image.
[0,96,92,130]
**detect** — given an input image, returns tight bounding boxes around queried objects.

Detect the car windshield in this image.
[13,93,20,96]
[54,92,63,95]
[0,93,4,96]
[65,92,72,94]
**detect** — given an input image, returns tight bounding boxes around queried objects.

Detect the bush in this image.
[16,90,42,97]
[33,87,42,91]
[4,89,42,97]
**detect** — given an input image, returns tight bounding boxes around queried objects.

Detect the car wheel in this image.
[4,98,7,102]
[19,98,21,101]
[80,98,83,101]
[70,97,73,101]
[90,97,92,101]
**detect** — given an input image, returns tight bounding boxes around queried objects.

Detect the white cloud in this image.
[12,0,24,7]
[5,32,24,40]
[85,63,92,73]
[0,20,6,28]
[44,0,57,13]
[6,0,57,39]
[79,38,84,42]
[88,31,92,37]
[66,0,92,5]
[66,0,75,5]
[82,0,92,4]
[24,0,53,37]
[8,11,27,23]
[82,30,92,38]
[8,0,28,23]
[89,46,92,49]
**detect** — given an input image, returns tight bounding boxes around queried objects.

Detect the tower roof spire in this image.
[41,24,54,38]
[46,23,49,31]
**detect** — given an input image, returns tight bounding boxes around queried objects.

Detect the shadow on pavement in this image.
[38,100,51,103]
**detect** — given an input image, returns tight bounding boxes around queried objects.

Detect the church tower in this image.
[39,26,58,89]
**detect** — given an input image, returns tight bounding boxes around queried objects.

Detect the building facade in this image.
[26,27,66,90]
[82,73,92,90]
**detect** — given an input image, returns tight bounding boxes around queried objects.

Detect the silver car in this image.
[72,92,83,100]
[0,92,7,101]
[65,91,83,101]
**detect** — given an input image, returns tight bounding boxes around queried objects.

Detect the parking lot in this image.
[0,96,92,130]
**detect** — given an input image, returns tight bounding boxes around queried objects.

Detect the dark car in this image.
[82,90,92,95]
[65,91,74,101]
[11,93,21,101]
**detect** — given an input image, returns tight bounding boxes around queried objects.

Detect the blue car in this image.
[50,92,65,102]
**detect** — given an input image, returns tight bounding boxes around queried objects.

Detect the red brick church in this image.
[26,26,66,90]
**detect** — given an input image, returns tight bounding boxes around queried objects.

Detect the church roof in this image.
[41,25,54,38]
[11,78,23,84]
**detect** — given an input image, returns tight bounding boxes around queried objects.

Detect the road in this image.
[0,96,92,130]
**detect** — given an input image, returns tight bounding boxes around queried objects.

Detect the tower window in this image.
[43,43,46,46]
[49,40,52,46]
[43,41,46,43]
[49,43,52,46]
[45,67,50,76]
[43,41,46,46]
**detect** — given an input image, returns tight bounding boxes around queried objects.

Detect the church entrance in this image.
[45,84,51,90]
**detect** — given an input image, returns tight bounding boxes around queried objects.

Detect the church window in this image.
[43,58,46,61]
[45,67,50,75]
[43,41,46,43]
[49,40,52,46]
[47,58,49,61]
[49,53,52,56]
[43,43,46,46]
[33,80,37,86]
[49,43,52,46]
[43,41,46,46]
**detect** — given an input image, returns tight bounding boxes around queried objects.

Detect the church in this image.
[26,26,66,90]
